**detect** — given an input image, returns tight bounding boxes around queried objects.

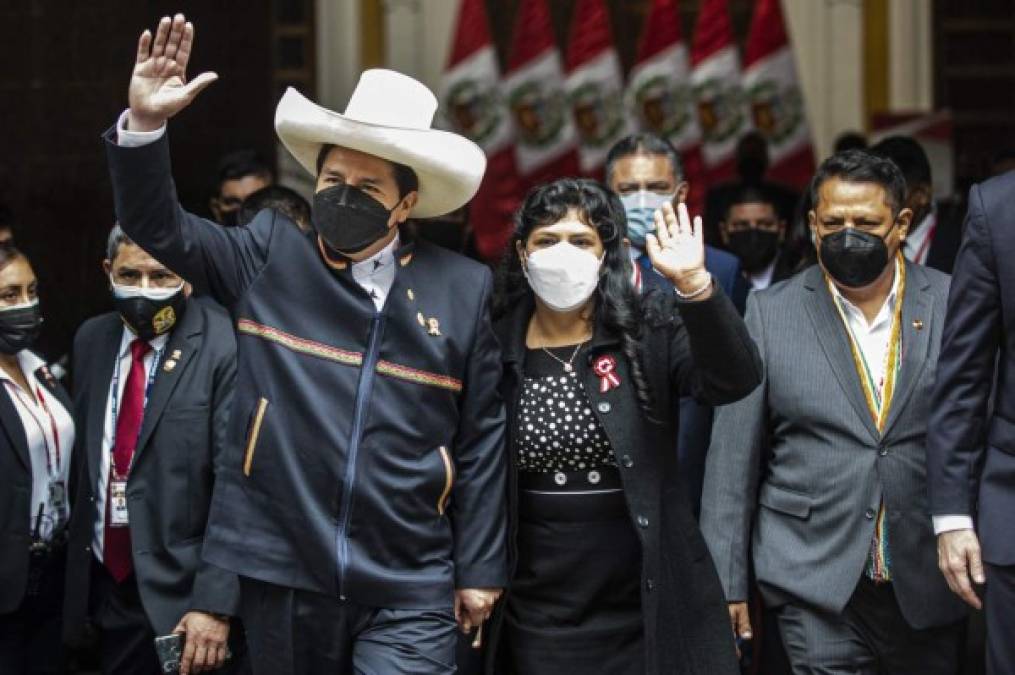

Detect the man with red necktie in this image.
[64,225,245,675]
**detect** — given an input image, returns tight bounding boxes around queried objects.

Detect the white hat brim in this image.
[274,88,486,218]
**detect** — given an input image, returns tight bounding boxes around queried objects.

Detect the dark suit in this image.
[63,299,242,672]
[912,200,966,276]
[704,261,966,673]
[0,357,73,674]
[928,171,1015,675]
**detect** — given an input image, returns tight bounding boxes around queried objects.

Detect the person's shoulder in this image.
[704,245,740,275]
[752,264,812,307]
[74,311,120,346]
[977,170,1015,204]
[909,261,951,297]
[189,297,236,342]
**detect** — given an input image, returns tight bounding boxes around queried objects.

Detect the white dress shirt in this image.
[829,270,900,395]
[902,208,936,266]
[747,258,778,291]
[0,351,75,541]
[92,329,169,562]
[830,267,974,535]
[115,110,399,309]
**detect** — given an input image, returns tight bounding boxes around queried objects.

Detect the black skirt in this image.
[505,470,644,675]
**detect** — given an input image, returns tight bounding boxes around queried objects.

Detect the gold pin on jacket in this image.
[912,319,924,331]
[163,359,177,372]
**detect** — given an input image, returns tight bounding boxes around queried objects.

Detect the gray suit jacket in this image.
[700,261,967,630]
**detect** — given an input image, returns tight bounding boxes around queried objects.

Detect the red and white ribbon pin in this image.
[594,355,621,393]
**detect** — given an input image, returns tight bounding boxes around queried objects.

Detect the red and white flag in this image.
[503,0,579,185]
[743,0,815,188]
[690,0,751,184]
[564,0,634,177]
[439,0,522,261]
[626,0,706,213]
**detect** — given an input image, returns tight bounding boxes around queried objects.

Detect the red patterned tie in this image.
[104,338,151,582]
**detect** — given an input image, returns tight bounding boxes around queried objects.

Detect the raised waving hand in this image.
[128,14,218,132]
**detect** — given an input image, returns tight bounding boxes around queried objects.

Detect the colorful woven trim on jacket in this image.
[237,319,462,393]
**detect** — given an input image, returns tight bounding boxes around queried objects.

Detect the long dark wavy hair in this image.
[493,178,670,419]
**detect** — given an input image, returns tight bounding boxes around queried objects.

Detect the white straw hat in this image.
[275,69,487,218]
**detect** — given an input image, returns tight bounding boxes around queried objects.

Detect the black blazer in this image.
[929,171,1015,565]
[486,287,762,675]
[0,356,72,614]
[63,298,239,642]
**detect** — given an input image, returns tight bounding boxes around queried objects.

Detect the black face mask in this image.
[0,302,43,355]
[312,184,395,255]
[218,209,241,228]
[818,227,893,288]
[113,287,187,342]
[727,230,781,274]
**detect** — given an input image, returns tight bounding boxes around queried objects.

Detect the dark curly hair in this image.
[494,178,671,419]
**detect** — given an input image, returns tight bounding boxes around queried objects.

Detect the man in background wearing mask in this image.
[99,15,505,674]
[605,132,747,519]
[63,225,244,675]
[870,135,965,274]
[703,131,801,249]
[701,150,967,674]
[719,184,798,291]
[208,149,273,227]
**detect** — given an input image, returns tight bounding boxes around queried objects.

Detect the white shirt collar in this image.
[0,350,48,387]
[747,258,778,290]
[902,206,936,264]
[118,327,170,359]
[351,233,400,278]
[829,258,901,330]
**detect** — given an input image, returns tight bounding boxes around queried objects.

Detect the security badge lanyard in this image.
[107,344,163,528]
[4,379,67,539]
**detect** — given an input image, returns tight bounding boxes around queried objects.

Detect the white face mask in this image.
[523,242,604,312]
[618,190,675,248]
[110,277,185,301]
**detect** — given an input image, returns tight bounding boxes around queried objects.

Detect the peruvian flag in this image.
[626,0,707,214]
[439,0,523,262]
[690,0,752,184]
[503,0,579,185]
[564,0,634,177]
[742,0,815,189]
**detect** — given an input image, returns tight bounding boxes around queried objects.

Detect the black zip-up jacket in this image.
[103,128,508,610]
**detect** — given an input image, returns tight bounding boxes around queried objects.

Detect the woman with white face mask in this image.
[481,179,761,675]
[0,245,76,674]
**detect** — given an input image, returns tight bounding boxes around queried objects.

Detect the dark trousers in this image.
[985,563,1015,675]
[89,562,161,675]
[0,547,67,675]
[90,560,249,675]
[777,578,963,675]
[239,576,457,675]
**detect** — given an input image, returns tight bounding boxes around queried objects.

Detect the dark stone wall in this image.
[0,0,274,362]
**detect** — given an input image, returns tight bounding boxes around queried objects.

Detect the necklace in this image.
[541,341,586,373]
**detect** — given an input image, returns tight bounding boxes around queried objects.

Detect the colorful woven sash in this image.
[827,254,906,583]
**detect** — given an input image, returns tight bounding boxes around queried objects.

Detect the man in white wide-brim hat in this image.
[99,13,506,675]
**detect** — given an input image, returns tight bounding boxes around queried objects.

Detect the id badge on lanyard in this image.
[107,345,161,528]
[109,478,129,527]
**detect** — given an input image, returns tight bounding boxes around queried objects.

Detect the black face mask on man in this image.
[727,230,781,274]
[312,184,396,255]
[818,225,895,288]
[112,282,187,342]
[0,300,43,354]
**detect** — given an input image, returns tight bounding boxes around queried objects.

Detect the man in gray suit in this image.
[701,150,966,674]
